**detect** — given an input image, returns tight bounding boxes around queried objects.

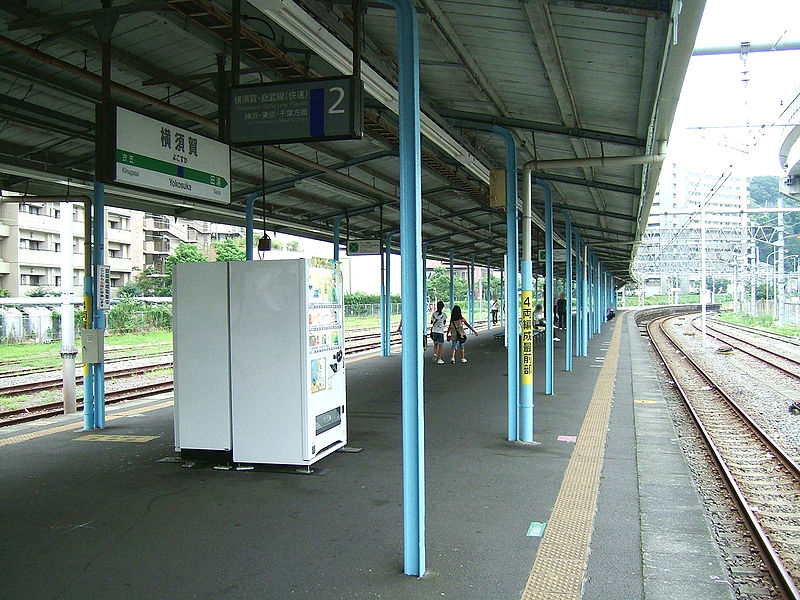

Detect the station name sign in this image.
[102,106,231,205]
[229,76,363,145]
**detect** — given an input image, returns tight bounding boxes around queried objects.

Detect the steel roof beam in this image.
[231,150,397,200]
[531,171,640,196]
[534,201,636,222]
[437,109,646,149]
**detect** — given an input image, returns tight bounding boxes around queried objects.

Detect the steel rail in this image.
[689,317,800,382]
[707,318,800,347]
[648,315,800,600]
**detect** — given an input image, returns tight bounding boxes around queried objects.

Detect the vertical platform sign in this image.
[521,290,533,386]
[229,76,363,145]
[96,264,111,311]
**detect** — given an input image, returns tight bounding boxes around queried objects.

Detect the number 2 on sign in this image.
[329,87,345,114]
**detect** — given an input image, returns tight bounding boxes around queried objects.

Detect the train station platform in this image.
[0,310,734,600]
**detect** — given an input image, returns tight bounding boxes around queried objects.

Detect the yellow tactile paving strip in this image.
[521,318,623,600]
[0,400,173,447]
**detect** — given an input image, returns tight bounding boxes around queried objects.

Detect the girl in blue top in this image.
[447,304,477,363]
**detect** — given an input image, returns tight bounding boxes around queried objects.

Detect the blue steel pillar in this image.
[469,254,476,325]
[378,0,425,577]
[500,265,506,329]
[586,250,594,339]
[245,193,257,260]
[536,180,554,395]
[574,232,584,357]
[91,181,106,428]
[595,255,601,334]
[485,258,490,327]
[82,199,94,431]
[423,241,429,321]
[333,214,347,261]
[562,211,573,371]
[383,231,396,356]
[380,238,388,355]
[581,243,589,354]
[449,249,455,309]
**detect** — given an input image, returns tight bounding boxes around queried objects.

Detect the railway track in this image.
[689,317,800,382]
[648,315,800,599]
[0,359,175,397]
[1,381,175,426]
[708,318,800,347]
[1,321,489,426]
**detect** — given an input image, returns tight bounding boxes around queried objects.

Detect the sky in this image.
[668,0,800,178]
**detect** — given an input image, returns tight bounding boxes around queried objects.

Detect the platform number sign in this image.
[229,76,363,145]
[521,290,533,386]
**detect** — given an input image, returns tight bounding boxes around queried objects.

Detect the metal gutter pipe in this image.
[528,152,666,171]
[493,126,519,442]
[82,196,94,430]
[60,202,77,414]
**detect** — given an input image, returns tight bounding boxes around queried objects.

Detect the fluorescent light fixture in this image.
[251,0,489,182]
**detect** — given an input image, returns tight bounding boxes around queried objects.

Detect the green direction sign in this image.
[347,239,380,255]
[538,248,567,262]
[117,150,228,188]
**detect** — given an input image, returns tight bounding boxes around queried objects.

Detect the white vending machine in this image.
[173,258,347,466]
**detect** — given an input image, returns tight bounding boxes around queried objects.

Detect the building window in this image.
[21,274,41,286]
[19,239,42,250]
[20,203,41,215]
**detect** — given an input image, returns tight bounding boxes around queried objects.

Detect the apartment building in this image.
[635,161,749,294]
[0,198,243,297]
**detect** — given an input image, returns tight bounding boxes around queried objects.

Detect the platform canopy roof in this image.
[0,0,705,282]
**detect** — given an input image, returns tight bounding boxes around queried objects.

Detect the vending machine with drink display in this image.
[173,258,347,466]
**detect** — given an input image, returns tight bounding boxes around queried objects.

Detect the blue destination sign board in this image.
[229,76,363,145]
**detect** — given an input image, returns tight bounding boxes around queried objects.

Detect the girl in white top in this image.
[430,300,448,364]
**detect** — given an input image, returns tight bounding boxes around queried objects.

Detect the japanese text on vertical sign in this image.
[521,290,533,385]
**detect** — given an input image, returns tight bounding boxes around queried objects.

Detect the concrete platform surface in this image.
[0,312,733,599]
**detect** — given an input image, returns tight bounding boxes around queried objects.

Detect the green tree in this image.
[480,274,503,300]
[748,175,800,259]
[286,240,300,252]
[165,242,208,294]
[748,175,781,207]
[213,237,246,262]
[426,266,467,303]
[706,276,730,294]
[117,266,173,297]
